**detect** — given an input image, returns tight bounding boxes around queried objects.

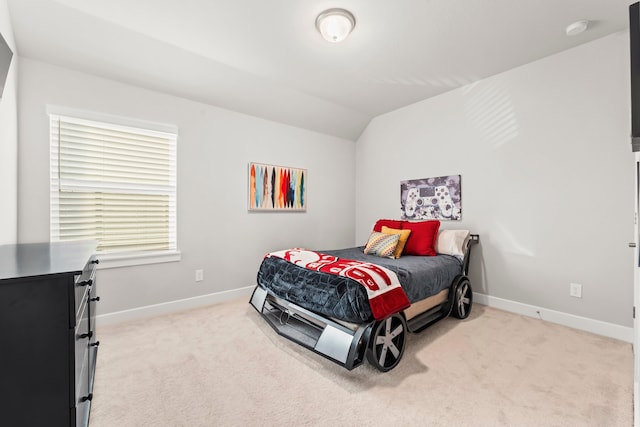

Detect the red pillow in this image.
[373,219,403,232]
[401,220,441,256]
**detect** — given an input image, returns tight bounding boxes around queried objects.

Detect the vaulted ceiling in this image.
[7,0,632,140]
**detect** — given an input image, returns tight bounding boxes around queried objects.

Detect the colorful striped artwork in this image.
[248,162,307,211]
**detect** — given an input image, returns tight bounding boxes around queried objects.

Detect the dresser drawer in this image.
[74,295,90,404]
[74,257,97,326]
[88,280,100,391]
[74,358,91,427]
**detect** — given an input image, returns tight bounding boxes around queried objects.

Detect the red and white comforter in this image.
[267,249,410,320]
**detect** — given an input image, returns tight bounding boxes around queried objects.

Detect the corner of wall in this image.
[0,0,18,244]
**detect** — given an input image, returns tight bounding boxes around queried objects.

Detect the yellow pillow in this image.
[381,226,412,258]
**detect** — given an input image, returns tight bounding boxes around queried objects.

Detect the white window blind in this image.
[50,114,177,255]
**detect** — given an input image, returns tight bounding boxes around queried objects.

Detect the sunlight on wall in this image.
[461,81,519,149]
[493,221,535,257]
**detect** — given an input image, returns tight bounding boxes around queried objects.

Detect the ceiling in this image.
[6,0,633,140]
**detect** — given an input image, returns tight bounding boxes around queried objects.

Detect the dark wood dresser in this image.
[0,241,99,427]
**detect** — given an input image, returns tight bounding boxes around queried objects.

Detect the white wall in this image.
[356,32,634,327]
[15,30,634,329]
[17,58,356,315]
[0,0,17,244]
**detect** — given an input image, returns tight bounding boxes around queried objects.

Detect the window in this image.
[50,109,178,266]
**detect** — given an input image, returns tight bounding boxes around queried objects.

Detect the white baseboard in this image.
[474,293,634,343]
[96,286,255,326]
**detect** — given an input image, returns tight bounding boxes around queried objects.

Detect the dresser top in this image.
[0,241,97,281]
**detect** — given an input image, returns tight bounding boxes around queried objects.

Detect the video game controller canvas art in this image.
[401,175,461,220]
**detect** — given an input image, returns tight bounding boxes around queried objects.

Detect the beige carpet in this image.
[90,298,633,427]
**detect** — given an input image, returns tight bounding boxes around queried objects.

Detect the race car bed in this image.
[250,221,479,372]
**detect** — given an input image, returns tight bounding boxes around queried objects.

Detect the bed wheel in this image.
[451,278,473,319]
[366,313,406,372]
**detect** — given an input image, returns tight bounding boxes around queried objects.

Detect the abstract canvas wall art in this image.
[400,175,461,220]
[248,162,306,211]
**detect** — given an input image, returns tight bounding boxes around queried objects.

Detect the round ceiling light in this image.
[316,8,356,43]
[565,20,589,36]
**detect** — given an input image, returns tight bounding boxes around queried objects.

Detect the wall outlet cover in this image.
[570,283,582,298]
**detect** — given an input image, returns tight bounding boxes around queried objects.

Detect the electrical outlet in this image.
[569,283,582,298]
[195,269,204,282]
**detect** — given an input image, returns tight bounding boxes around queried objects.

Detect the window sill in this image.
[96,250,181,269]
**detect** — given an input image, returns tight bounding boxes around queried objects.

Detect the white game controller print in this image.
[404,185,455,219]
[434,185,454,218]
[403,187,420,217]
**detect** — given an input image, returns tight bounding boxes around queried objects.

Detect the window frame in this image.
[48,106,180,269]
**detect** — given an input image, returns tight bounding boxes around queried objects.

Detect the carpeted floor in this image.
[90,298,633,426]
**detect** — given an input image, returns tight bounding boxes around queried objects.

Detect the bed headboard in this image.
[462,234,479,276]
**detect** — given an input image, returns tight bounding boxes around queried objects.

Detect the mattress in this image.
[256,246,463,323]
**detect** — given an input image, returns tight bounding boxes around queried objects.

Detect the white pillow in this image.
[436,229,470,258]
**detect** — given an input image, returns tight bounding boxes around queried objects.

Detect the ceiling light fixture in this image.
[316,8,356,43]
[565,20,589,36]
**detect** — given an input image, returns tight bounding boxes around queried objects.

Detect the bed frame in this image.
[250,234,479,372]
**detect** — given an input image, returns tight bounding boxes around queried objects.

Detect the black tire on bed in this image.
[451,277,473,319]
[366,313,407,372]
